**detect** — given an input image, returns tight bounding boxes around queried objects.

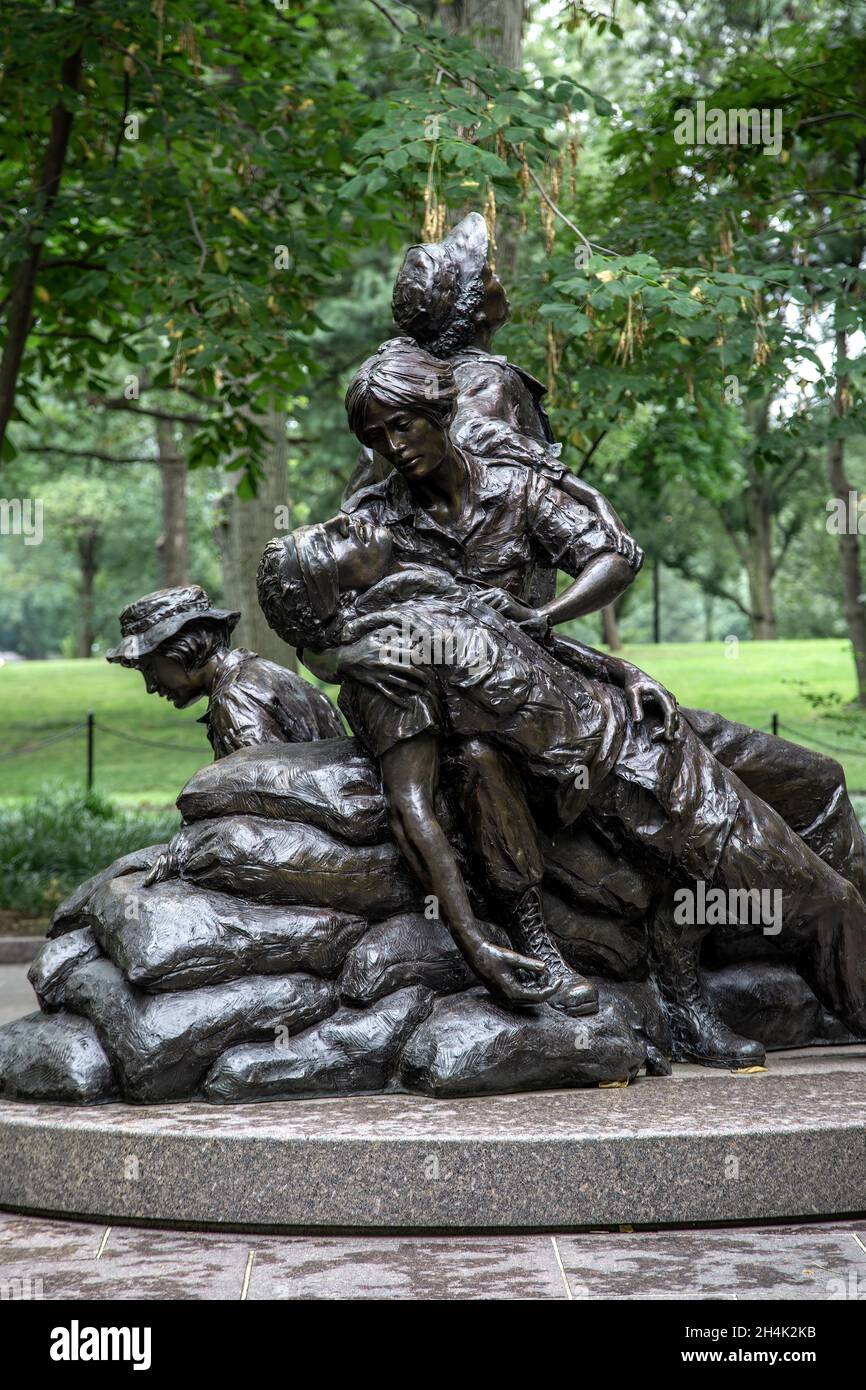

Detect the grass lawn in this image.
[2,639,866,804]
[624,638,866,793]
[1,659,211,806]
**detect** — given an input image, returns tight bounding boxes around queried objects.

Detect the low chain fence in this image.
[771,716,866,761]
[0,714,205,790]
[2,711,866,793]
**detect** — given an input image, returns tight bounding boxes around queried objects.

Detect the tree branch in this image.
[88,394,205,426]
[579,431,607,471]
[365,0,612,256]
[771,512,806,577]
[663,553,754,619]
[113,66,131,169]
[26,446,155,464]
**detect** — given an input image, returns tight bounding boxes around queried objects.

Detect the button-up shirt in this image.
[342,450,621,604]
[198,648,344,759]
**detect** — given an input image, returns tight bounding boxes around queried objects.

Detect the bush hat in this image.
[106,585,240,665]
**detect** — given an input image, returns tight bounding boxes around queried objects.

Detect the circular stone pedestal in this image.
[1,1047,864,1231]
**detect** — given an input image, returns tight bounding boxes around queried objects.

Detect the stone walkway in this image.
[1,1213,865,1299]
[0,963,38,1026]
[2,961,865,1299]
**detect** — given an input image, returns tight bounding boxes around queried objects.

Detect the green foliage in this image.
[2,0,865,659]
[0,400,223,657]
[0,785,179,915]
[514,4,866,453]
[0,0,587,490]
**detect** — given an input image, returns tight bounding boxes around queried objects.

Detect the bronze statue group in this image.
[3,214,865,1103]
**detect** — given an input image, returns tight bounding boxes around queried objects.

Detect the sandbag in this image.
[85,872,367,991]
[0,1011,117,1103]
[701,925,787,968]
[28,927,102,1010]
[60,957,336,1101]
[177,736,387,844]
[703,961,858,1050]
[168,815,421,917]
[340,913,482,1005]
[48,843,168,938]
[598,977,672,1074]
[205,985,433,1102]
[398,988,646,1097]
[544,890,649,982]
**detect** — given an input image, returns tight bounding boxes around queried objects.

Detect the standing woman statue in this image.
[344,213,641,590]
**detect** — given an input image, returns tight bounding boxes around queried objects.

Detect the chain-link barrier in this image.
[94,721,205,755]
[776,718,866,759]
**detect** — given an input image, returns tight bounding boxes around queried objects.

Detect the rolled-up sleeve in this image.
[527,476,624,577]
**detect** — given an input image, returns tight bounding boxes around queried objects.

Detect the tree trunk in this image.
[744,491,776,640]
[652,553,661,642]
[0,1,91,456]
[436,0,525,280]
[217,410,297,669]
[827,330,866,704]
[702,592,715,643]
[436,0,525,68]
[601,602,622,652]
[77,528,99,659]
[154,416,189,588]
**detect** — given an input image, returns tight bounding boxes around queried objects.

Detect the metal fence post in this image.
[86,711,95,791]
[771,711,779,738]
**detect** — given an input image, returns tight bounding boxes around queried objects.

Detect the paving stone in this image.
[245,1234,567,1300]
[1,1212,864,1301]
[556,1221,866,1301]
[0,1213,251,1301]
[0,965,38,1026]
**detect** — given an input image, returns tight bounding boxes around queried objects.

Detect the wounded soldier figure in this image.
[255,510,866,1062]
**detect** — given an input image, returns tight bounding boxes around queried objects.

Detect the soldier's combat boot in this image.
[655,927,765,1069]
[511,887,599,1016]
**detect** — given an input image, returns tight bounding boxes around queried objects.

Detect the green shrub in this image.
[0,786,179,917]
[3,786,864,926]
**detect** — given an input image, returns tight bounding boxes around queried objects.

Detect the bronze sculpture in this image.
[254,340,866,1058]
[346,213,641,589]
[1,213,864,1105]
[107,583,344,757]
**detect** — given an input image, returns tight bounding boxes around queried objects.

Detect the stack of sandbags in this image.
[177,737,387,842]
[78,873,368,991]
[0,736,857,1106]
[164,816,421,917]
